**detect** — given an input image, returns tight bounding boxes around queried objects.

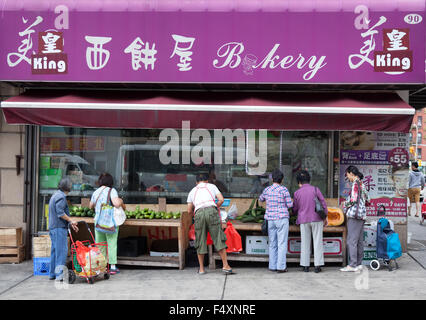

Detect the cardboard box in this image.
[288,237,343,255]
[362,246,377,265]
[40,156,51,169]
[246,235,269,255]
[288,237,301,255]
[323,237,343,255]
[363,222,377,247]
[32,236,51,257]
[149,251,179,257]
[39,169,63,189]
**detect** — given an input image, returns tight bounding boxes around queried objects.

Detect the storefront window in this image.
[36,127,331,231]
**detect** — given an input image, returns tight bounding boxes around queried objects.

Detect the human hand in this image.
[71,221,79,232]
[323,218,328,227]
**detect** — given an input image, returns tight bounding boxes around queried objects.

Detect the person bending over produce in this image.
[187,172,233,275]
[48,178,79,281]
[258,169,293,273]
[89,173,126,275]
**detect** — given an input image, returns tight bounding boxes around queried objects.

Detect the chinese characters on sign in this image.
[7,16,43,67]
[32,30,67,74]
[124,37,157,71]
[41,137,105,152]
[349,5,413,74]
[339,132,409,221]
[170,34,195,71]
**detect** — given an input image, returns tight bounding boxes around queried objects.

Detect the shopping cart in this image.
[420,202,426,225]
[369,205,402,272]
[68,221,110,284]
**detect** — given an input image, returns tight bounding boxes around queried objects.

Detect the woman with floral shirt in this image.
[341,165,370,272]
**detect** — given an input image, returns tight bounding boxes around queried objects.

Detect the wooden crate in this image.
[0,245,25,264]
[0,227,23,247]
[32,235,71,257]
[32,236,51,257]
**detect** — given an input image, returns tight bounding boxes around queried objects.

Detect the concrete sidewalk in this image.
[2,210,426,300]
[0,252,425,300]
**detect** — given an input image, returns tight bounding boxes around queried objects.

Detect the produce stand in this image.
[69,208,192,270]
[208,198,347,269]
[208,222,347,269]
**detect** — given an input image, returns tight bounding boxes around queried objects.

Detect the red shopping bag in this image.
[224,221,242,253]
[188,224,214,245]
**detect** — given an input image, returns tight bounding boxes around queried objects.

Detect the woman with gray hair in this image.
[48,178,78,281]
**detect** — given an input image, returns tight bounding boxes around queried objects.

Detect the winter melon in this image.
[327,207,344,226]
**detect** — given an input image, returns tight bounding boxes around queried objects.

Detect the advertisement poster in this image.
[339,132,409,222]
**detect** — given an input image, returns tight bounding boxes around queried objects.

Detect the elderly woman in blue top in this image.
[258,169,293,273]
[48,178,78,281]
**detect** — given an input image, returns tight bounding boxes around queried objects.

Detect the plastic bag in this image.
[188,224,213,245]
[220,209,228,222]
[75,241,107,275]
[227,204,238,220]
[224,221,242,253]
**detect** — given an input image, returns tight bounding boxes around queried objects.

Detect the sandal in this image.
[222,268,235,274]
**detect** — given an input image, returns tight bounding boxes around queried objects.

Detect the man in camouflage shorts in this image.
[187,173,233,275]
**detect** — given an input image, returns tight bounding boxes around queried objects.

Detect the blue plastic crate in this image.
[33,257,50,276]
[215,198,230,207]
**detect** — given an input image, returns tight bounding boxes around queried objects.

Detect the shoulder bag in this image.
[314,187,327,220]
[94,187,117,234]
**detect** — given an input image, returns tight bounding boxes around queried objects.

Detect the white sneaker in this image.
[355,265,364,272]
[340,265,358,272]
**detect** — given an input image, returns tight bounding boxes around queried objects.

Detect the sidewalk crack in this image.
[220,274,228,300]
[0,274,33,297]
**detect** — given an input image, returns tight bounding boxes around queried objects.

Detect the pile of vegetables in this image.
[235,198,297,225]
[235,199,265,223]
[69,206,95,217]
[125,206,181,220]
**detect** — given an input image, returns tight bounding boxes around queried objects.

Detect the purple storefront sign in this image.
[0,0,424,84]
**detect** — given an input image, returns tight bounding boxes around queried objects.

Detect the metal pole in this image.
[415,124,419,160]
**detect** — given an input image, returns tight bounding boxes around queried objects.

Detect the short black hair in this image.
[58,178,72,192]
[296,170,311,184]
[196,172,209,182]
[98,173,114,187]
[412,162,419,168]
[271,169,284,184]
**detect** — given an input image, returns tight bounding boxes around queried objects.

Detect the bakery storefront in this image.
[0,0,424,267]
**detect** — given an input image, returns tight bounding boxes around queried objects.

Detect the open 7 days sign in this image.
[1,3,424,83]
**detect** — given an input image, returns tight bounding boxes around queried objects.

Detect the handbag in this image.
[261,219,268,235]
[114,206,126,226]
[314,187,327,220]
[94,188,117,234]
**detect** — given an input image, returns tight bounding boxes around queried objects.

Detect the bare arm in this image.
[216,192,224,208]
[112,197,126,210]
[187,203,195,216]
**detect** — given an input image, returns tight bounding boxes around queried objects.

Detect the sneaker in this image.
[110,267,120,275]
[340,265,358,272]
[355,265,364,272]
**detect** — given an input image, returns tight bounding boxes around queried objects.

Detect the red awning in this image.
[1,91,415,132]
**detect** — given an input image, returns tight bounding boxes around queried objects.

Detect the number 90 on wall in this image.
[404,14,423,25]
